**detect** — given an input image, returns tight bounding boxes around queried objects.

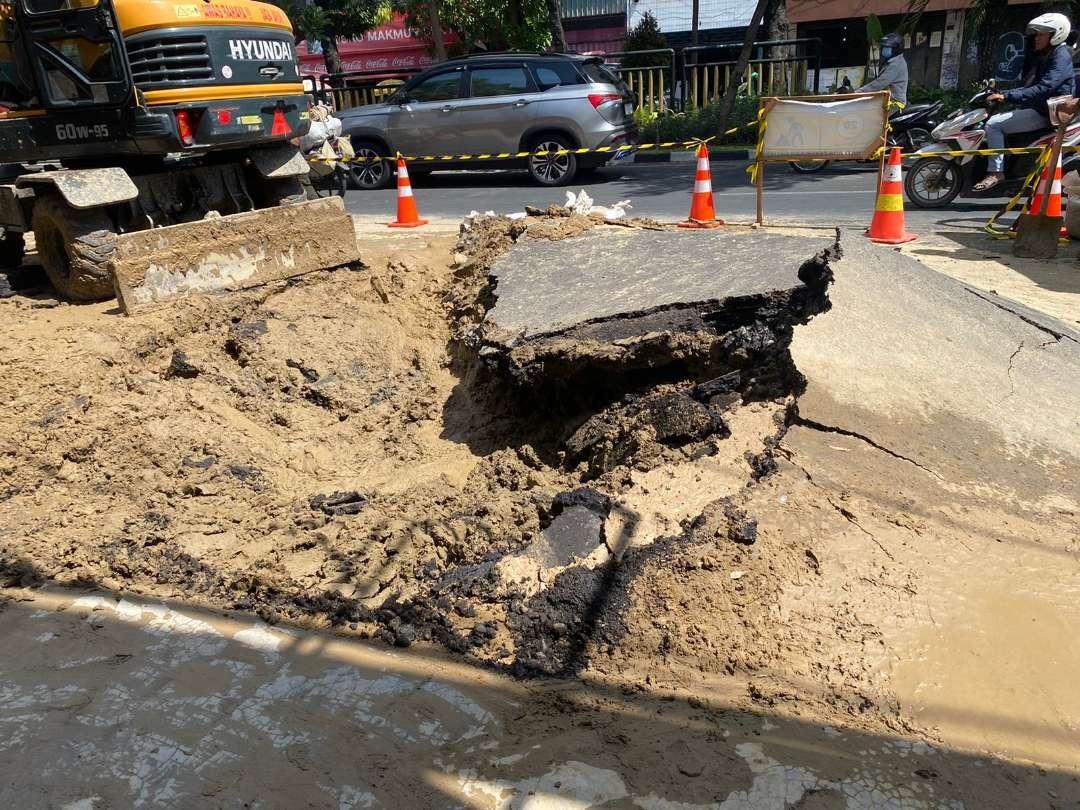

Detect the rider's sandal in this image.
[973,176,1003,192]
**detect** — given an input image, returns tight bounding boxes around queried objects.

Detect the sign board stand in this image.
[756,162,764,225]
[751,92,890,225]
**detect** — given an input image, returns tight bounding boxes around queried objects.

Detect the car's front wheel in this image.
[528,136,578,187]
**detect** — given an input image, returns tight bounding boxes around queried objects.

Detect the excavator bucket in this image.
[111,197,359,315]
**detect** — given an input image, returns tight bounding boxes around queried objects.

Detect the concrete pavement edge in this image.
[635,150,750,164]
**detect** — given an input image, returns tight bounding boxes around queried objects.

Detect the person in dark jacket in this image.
[975,13,1075,191]
[858,32,908,106]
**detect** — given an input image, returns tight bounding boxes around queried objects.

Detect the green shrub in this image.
[633,106,661,138]
[641,96,760,145]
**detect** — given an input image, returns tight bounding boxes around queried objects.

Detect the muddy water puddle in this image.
[892,559,1080,771]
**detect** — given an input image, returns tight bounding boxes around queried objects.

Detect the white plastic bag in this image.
[298,120,329,152]
[564,189,633,220]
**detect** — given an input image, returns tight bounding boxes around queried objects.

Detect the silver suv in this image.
[338,53,638,189]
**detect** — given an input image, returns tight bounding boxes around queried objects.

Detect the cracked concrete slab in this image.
[789,233,1080,499]
[961,286,1080,346]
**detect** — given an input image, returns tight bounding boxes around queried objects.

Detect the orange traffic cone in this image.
[388,156,428,228]
[867,147,916,244]
[679,143,723,229]
[1028,151,1063,217]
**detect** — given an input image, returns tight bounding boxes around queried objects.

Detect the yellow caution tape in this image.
[308,120,759,166]
[311,143,647,164]
[903,144,1080,159]
[747,106,769,184]
[763,144,1080,164]
[984,148,1053,238]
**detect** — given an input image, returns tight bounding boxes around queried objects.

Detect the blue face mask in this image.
[881,46,893,59]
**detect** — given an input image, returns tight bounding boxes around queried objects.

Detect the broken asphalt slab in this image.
[478,228,838,400]
[485,229,836,340]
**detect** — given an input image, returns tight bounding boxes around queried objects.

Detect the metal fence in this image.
[680,39,822,110]
[308,39,821,115]
[598,49,676,114]
[560,0,626,17]
[317,70,414,110]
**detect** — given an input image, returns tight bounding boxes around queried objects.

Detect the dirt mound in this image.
[0,213,895,728]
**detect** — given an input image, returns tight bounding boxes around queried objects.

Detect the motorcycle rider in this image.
[857,33,908,107]
[974,12,1075,192]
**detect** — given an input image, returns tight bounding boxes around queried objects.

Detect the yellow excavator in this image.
[0,0,358,313]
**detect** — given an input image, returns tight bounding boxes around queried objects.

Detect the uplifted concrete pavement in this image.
[790,234,1080,483]
[771,232,1080,777]
[479,227,837,402]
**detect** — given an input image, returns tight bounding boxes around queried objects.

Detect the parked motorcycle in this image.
[788,94,942,174]
[904,86,1080,208]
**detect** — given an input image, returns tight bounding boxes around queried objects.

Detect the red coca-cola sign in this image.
[296,13,451,76]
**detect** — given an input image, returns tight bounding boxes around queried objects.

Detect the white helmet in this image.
[1027,12,1071,47]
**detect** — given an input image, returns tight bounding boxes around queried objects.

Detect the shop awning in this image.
[788,0,971,24]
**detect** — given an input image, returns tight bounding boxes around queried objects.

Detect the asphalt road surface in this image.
[344,159,1010,232]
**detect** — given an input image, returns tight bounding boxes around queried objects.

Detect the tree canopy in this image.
[270,0,390,74]
[394,0,553,54]
[272,0,389,43]
[622,11,669,68]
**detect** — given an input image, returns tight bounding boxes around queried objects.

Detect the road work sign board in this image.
[751,92,889,224]
[759,93,889,161]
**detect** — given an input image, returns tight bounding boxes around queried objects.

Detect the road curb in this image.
[635,150,751,163]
